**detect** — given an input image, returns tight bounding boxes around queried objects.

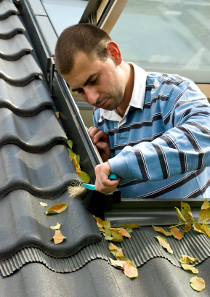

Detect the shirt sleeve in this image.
[108,81,210,183]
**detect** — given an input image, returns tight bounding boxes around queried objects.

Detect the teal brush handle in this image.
[83,173,117,191]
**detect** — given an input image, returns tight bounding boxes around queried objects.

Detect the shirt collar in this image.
[99,63,147,124]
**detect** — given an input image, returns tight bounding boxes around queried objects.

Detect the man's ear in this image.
[106,41,122,65]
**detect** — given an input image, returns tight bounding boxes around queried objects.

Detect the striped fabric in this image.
[93,70,210,199]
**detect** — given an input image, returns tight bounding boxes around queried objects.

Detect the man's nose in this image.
[84,87,100,105]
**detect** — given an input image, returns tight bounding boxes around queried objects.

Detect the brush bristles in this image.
[68,181,87,197]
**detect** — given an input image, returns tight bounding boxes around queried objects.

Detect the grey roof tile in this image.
[0,14,25,39]
[0,108,67,152]
[0,79,53,116]
[0,33,32,60]
[0,54,42,85]
[0,144,80,198]
[0,190,101,262]
[0,0,17,20]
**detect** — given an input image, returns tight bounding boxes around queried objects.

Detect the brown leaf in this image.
[52,230,66,244]
[118,229,131,238]
[170,227,184,240]
[94,216,104,228]
[175,207,186,223]
[39,202,48,207]
[45,204,68,215]
[180,255,198,264]
[181,263,199,274]
[183,222,191,233]
[109,258,138,279]
[122,223,140,229]
[152,226,172,236]
[192,222,205,234]
[122,261,138,279]
[50,222,61,230]
[155,236,174,254]
[190,277,205,292]
[109,243,124,258]
[181,202,194,221]
[111,231,124,242]
[199,199,210,223]
[201,224,210,238]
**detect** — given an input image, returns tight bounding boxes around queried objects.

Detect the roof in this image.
[0,0,210,296]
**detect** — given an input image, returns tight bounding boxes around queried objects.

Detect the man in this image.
[55,23,210,199]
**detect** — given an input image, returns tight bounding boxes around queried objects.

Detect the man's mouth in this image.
[99,98,109,109]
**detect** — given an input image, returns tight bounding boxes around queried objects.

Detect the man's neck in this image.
[116,63,134,117]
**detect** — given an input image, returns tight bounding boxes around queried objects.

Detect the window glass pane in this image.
[110,0,210,83]
[42,0,88,35]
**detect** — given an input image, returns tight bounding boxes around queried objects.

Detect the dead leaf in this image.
[201,224,210,238]
[55,111,60,118]
[122,261,138,279]
[45,204,68,215]
[109,243,124,258]
[183,222,191,233]
[93,216,104,229]
[122,223,140,229]
[109,257,138,279]
[181,202,194,221]
[118,229,131,238]
[170,227,184,240]
[152,226,172,236]
[155,236,174,254]
[192,222,205,234]
[39,202,48,207]
[52,230,66,244]
[66,140,73,149]
[111,231,124,242]
[80,171,90,183]
[181,263,199,274]
[50,222,61,230]
[199,199,210,223]
[180,255,198,264]
[175,207,186,223]
[190,276,205,292]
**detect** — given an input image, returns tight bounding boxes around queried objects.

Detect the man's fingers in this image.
[88,127,109,144]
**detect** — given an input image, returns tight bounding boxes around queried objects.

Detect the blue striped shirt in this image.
[93,64,210,199]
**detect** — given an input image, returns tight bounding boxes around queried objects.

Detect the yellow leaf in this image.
[109,258,124,269]
[45,204,68,215]
[122,261,138,279]
[192,222,205,234]
[175,207,186,223]
[180,255,198,264]
[39,202,48,207]
[183,222,191,233]
[93,216,104,229]
[201,224,210,238]
[55,111,60,118]
[50,222,62,230]
[111,231,124,242]
[52,230,66,244]
[80,171,90,183]
[181,263,198,274]
[152,226,172,236]
[122,223,140,229]
[109,243,124,258]
[170,227,184,240]
[118,229,131,238]
[66,140,73,149]
[155,236,174,254]
[190,277,205,292]
[199,199,210,223]
[181,202,194,221]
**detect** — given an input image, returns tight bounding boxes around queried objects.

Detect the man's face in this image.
[62,51,125,110]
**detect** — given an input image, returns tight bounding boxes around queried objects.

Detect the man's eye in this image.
[90,78,97,85]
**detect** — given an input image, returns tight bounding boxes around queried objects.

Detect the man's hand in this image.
[88,126,111,162]
[94,162,120,194]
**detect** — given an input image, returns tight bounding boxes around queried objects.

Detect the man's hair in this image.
[54,23,112,75]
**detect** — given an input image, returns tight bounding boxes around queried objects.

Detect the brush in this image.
[68,140,117,207]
